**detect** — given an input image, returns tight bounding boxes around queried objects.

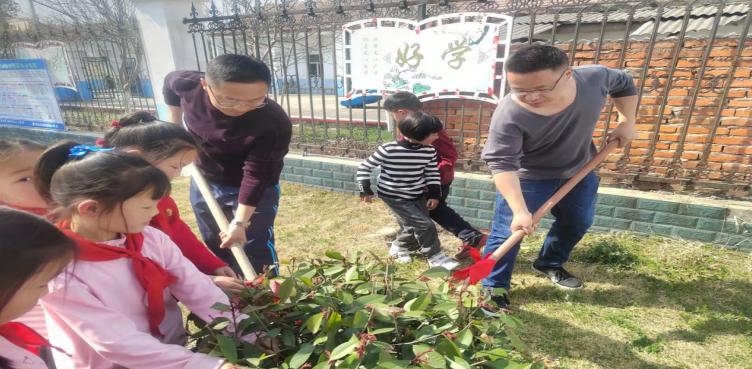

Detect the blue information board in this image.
[0,59,65,131]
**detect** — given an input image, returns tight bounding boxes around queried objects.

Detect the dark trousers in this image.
[189,180,280,277]
[483,172,599,289]
[430,184,484,245]
[381,195,442,257]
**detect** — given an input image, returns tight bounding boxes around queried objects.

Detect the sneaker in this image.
[388,244,412,264]
[482,287,511,314]
[427,252,460,270]
[455,233,488,261]
[532,262,583,289]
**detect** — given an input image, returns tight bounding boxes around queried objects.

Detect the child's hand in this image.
[212,276,245,294]
[220,224,247,249]
[426,198,439,210]
[213,266,238,278]
[360,194,374,203]
[220,363,252,369]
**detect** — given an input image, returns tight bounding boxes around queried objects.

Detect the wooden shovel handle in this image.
[487,141,620,262]
[188,164,258,279]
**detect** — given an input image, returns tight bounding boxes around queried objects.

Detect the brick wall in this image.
[280,153,752,250]
[422,38,752,192]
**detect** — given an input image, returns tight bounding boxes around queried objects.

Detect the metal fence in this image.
[0,21,157,131]
[184,0,752,193]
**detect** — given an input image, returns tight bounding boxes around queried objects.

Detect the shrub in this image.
[191,251,539,369]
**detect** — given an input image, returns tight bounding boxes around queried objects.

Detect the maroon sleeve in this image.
[162,70,202,107]
[433,129,458,165]
[161,197,227,274]
[238,113,292,206]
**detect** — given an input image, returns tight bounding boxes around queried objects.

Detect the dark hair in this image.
[206,54,272,85]
[0,207,76,367]
[383,91,422,112]
[399,112,443,141]
[102,111,197,162]
[33,141,170,219]
[0,139,45,163]
[505,45,569,74]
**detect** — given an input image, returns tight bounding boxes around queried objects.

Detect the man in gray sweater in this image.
[481,45,638,308]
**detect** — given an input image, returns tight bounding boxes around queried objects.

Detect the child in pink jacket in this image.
[35,141,261,369]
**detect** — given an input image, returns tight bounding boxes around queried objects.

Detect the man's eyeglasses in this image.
[207,84,268,110]
[510,68,568,96]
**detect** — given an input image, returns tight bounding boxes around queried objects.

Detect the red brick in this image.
[713,136,751,145]
[683,143,705,151]
[659,125,679,133]
[678,49,704,58]
[709,48,735,57]
[695,97,720,106]
[708,153,740,162]
[730,128,752,136]
[737,110,752,117]
[722,146,752,155]
[687,127,711,134]
[707,60,733,67]
[684,40,707,48]
[717,127,730,135]
[728,99,752,107]
[720,117,752,126]
[668,88,689,96]
[685,134,709,143]
[677,60,702,68]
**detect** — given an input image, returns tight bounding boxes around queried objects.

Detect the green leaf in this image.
[216,335,237,363]
[305,312,324,334]
[289,343,315,369]
[404,292,432,311]
[422,267,450,278]
[330,335,361,360]
[324,265,346,276]
[371,327,395,335]
[211,302,231,312]
[266,328,281,338]
[277,278,296,301]
[298,276,314,288]
[455,329,473,349]
[352,310,370,329]
[424,351,446,368]
[354,294,385,306]
[436,338,461,358]
[344,265,359,282]
[313,336,328,346]
[341,291,354,305]
[325,311,342,332]
[326,250,345,260]
[447,356,472,369]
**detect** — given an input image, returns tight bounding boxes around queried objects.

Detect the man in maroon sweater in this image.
[163,54,292,275]
[384,92,487,257]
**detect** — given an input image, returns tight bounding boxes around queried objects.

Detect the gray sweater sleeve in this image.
[481,115,524,175]
[605,68,637,98]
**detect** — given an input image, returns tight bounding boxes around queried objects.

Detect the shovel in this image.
[187,164,257,279]
[451,141,619,285]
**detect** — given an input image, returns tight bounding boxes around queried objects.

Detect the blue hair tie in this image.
[68,145,113,159]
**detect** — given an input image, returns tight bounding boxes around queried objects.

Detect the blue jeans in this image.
[482,171,599,290]
[190,181,281,277]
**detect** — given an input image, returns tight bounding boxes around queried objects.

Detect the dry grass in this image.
[172,178,752,369]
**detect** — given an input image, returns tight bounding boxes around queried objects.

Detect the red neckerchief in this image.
[60,228,177,337]
[3,205,48,217]
[0,322,48,356]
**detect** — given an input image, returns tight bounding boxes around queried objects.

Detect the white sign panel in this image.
[15,41,76,90]
[0,59,65,130]
[343,13,512,103]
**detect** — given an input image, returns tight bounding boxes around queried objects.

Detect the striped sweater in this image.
[357,140,442,200]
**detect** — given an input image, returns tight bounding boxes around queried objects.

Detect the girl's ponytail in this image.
[33,140,80,203]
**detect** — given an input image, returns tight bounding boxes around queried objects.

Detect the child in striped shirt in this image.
[357,112,460,271]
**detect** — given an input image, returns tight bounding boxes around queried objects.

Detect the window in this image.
[307,54,322,78]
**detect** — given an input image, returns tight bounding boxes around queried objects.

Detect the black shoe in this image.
[532,262,583,289]
[454,234,488,261]
[482,287,511,314]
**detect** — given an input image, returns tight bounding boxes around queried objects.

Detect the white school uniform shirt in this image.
[41,226,229,369]
[0,336,49,369]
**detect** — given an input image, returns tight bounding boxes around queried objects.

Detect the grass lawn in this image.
[172,178,752,369]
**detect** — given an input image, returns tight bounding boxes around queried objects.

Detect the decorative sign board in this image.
[343,13,512,103]
[0,59,65,130]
